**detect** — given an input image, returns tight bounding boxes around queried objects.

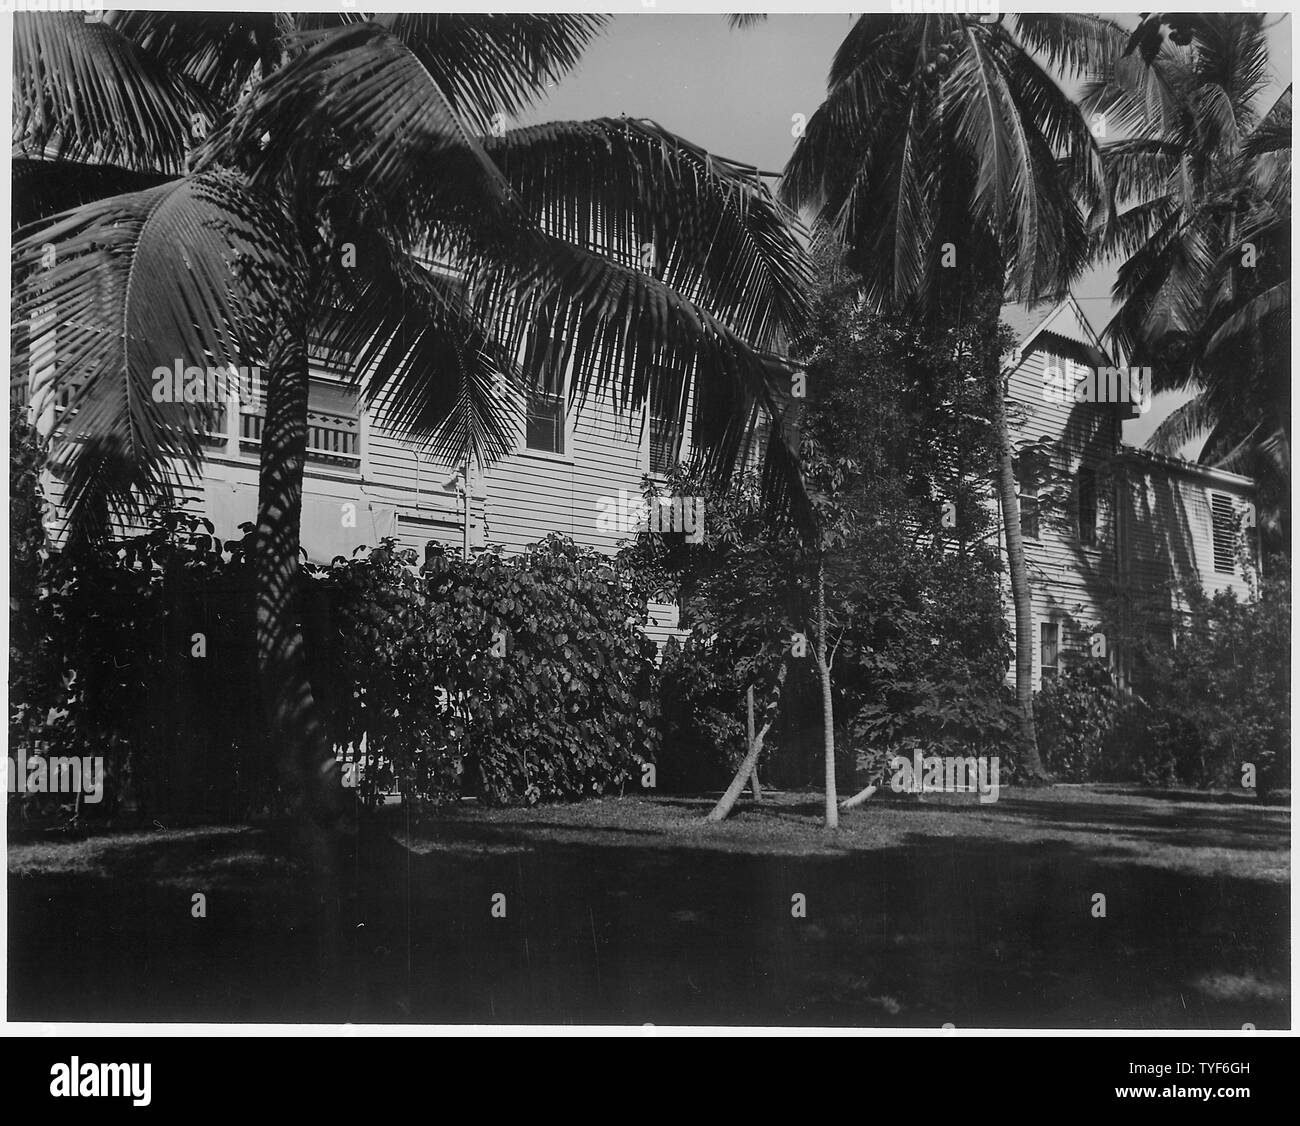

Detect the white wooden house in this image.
[18,289,1259,677]
[998,296,1259,692]
[17,317,696,650]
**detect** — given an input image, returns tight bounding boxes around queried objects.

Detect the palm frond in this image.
[106,10,286,107]
[13,11,217,175]
[373,13,609,134]
[462,229,805,511]
[483,118,811,349]
[1010,13,1127,79]
[214,21,513,213]
[12,156,170,228]
[314,227,524,470]
[1204,280,1290,355]
[1144,394,1213,455]
[12,172,293,541]
[1244,85,1292,158]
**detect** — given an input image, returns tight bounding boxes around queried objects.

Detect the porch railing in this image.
[239,407,361,467]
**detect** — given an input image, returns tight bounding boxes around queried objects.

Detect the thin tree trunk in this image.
[253,322,345,827]
[990,375,1049,782]
[707,663,787,822]
[746,685,762,799]
[840,783,877,809]
[816,558,838,829]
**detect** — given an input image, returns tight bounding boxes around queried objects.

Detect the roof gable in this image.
[1001,295,1112,368]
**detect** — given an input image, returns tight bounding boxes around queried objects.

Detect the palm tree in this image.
[12,12,812,827]
[778,12,1126,779]
[1082,13,1290,549]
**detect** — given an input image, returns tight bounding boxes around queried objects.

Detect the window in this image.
[1019,474,1040,540]
[239,376,360,468]
[1078,467,1097,547]
[1210,493,1238,574]
[524,321,568,455]
[1040,621,1060,681]
[647,363,686,474]
[649,414,681,474]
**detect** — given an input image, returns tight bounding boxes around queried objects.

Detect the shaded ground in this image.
[8,786,1289,1027]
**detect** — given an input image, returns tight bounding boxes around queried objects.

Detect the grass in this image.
[8,785,1289,1027]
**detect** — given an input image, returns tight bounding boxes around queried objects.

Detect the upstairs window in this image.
[1210,493,1238,574]
[647,363,686,475]
[524,319,567,455]
[240,376,360,468]
[1019,474,1040,540]
[649,413,681,474]
[1078,467,1097,547]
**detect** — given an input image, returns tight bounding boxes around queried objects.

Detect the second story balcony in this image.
[237,405,361,470]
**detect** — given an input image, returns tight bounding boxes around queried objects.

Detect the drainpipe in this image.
[462,462,471,563]
[450,464,469,562]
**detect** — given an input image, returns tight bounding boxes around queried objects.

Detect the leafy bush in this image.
[1038,580,1290,792]
[843,549,1020,780]
[315,535,660,808]
[1123,580,1290,793]
[656,635,747,793]
[8,495,270,828]
[9,475,661,826]
[1034,661,1120,782]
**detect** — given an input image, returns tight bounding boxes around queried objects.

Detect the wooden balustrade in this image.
[239,407,360,466]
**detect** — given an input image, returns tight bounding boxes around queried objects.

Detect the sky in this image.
[517,12,1292,449]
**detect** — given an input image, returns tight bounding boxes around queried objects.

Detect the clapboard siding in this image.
[997,301,1260,689]
[1118,453,1256,600]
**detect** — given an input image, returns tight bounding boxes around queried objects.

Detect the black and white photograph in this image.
[4,0,1292,1059]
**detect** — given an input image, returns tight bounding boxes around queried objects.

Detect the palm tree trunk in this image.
[253,322,344,827]
[816,558,838,829]
[706,663,787,822]
[990,376,1049,781]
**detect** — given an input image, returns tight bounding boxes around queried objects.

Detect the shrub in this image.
[656,635,746,793]
[9,483,661,826]
[1039,580,1290,792]
[8,496,270,828]
[1034,661,1120,782]
[1128,580,1290,793]
[313,534,661,808]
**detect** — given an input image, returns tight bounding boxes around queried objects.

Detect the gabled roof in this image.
[1000,294,1112,369]
[1001,295,1141,419]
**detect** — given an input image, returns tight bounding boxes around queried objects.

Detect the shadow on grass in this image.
[9,793,1289,1029]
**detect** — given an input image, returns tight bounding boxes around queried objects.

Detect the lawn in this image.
[8,785,1289,1027]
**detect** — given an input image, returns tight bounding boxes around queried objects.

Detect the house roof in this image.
[1115,446,1256,491]
[1000,294,1111,366]
[1000,294,1141,419]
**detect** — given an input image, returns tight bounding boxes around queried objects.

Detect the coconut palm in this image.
[1082,12,1290,548]
[777,12,1127,779]
[12,12,812,826]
